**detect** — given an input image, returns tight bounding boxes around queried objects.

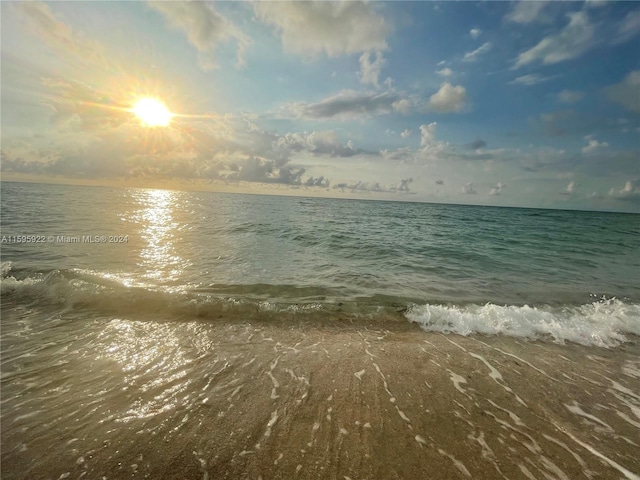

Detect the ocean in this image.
[1,181,639,479]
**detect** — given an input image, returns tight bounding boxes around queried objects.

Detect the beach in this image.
[2,311,639,480]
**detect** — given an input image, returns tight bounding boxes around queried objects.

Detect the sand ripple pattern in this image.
[2,312,639,480]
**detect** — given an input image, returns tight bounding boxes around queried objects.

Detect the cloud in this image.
[149,1,251,69]
[12,1,106,67]
[514,12,594,68]
[223,157,306,184]
[560,181,576,195]
[536,110,575,136]
[509,74,553,86]
[609,180,640,202]
[557,89,583,103]
[585,0,608,7]
[489,182,506,196]
[420,123,438,147]
[462,182,477,194]
[359,51,386,88]
[505,1,549,24]
[380,147,415,162]
[274,130,365,158]
[392,98,412,114]
[304,176,330,188]
[253,1,389,58]
[463,42,492,62]
[397,177,413,192]
[286,90,411,120]
[436,67,454,77]
[0,76,360,188]
[400,129,412,138]
[469,28,482,39]
[604,70,640,113]
[581,135,609,154]
[614,10,640,44]
[466,139,487,150]
[428,83,467,113]
[332,178,413,194]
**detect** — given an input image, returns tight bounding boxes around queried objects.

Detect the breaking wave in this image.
[3,261,639,347]
[406,301,640,348]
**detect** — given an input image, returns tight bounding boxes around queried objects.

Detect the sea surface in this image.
[2,181,639,479]
[2,181,639,345]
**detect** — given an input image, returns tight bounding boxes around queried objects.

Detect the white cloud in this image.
[615,10,640,43]
[462,182,477,194]
[13,2,106,67]
[557,89,583,103]
[415,122,452,162]
[253,1,389,58]
[436,67,454,77]
[505,1,548,24]
[359,51,386,88]
[509,74,552,86]
[609,180,640,202]
[380,147,414,162]
[149,1,251,69]
[420,123,438,147]
[585,0,608,7]
[561,181,576,195]
[469,28,482,39]
[274,130,364,158]
[489,182,506,196]
[428,83,467,113]
[392,98,412,114]
[514,12,594,68]
[400,129,412,138]
[463,42,492,62]
[582,135,609,154]
[604,70,640,113]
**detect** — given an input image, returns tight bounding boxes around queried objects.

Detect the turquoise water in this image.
[2,181,639,345]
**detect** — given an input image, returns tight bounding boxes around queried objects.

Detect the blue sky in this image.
[1,1,639,211]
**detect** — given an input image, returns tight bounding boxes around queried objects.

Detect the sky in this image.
[1,1,639,212]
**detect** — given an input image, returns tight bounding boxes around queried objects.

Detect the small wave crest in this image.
[406,301,640,348]
[0,266,402,323]
[3,263,639,347]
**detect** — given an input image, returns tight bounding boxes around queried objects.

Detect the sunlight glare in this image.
[132,98,172,127]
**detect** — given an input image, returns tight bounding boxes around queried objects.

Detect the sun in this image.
[132,98,172,127]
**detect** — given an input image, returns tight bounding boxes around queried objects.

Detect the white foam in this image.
[564,401,613,431]
[406,300,640,347]
[1,261,13,277]
[553,422,640,480]
[438,448,471,477]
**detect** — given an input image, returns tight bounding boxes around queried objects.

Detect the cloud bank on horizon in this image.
[1,0,639,211]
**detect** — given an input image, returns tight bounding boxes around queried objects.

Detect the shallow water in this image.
[1,312,639,479]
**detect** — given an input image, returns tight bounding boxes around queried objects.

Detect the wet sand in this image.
[2,317,639,479]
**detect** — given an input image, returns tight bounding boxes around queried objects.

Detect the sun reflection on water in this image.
[132,189,191,285]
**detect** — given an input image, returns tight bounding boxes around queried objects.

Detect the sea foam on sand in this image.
[2,316,639,480]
